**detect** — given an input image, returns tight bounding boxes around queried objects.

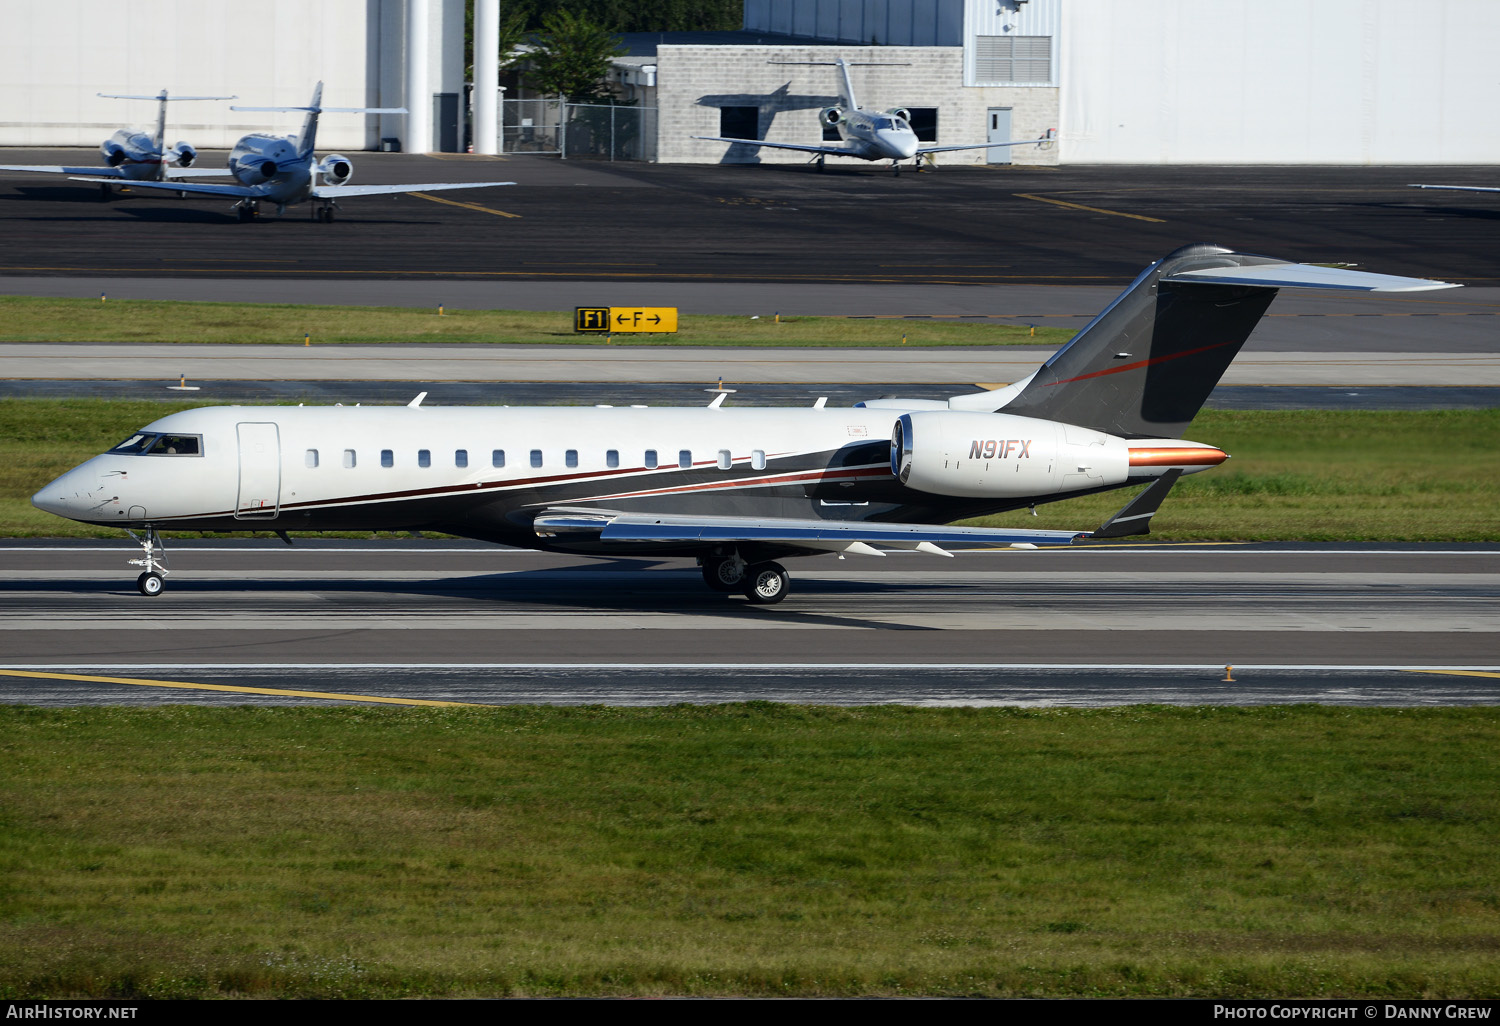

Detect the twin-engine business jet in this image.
[694,57,1044,174]
[33,245,1456,602]
[0,90,237,197]
[70,82,514,222]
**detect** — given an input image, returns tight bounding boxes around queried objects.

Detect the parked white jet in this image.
[694,58,1045,174]
[70,82,514,222]
[32,244,1456,602]
[0,90,237,198]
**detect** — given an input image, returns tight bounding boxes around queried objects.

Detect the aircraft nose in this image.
[883,131,918,159]
[31,465,112,522]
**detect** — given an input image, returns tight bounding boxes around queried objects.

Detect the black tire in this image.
[702,558,744,593]
[137,572,164,597]
[742,562,789,605]
[236,205,253,222]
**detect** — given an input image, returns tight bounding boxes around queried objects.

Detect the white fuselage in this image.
[835,111,920,161]
[33,404,1223,554]
[227,134,315,205]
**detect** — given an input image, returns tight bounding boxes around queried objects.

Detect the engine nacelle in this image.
[101,141,127,167]
[319,154,354,186]
[890,107,913,125]
[168,142,197,168]
[819,106,845,128]
[891,411,1130,499]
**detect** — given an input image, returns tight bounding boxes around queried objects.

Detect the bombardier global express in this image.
[32,245,1456,603]
[69,82,514,222]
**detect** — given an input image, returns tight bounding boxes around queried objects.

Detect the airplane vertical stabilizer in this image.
[949,244,1457,438]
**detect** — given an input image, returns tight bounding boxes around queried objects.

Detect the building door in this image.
[235,422,281,520]
[987,107,1014,164]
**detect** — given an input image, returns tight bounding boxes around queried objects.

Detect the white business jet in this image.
[694,57,1046,174]
[32,244,1456,603]
[0,90,237,199]
[70,82,514,222]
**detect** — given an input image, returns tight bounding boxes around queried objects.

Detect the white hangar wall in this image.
[0,0,464,152]
[1059,0,1500,164]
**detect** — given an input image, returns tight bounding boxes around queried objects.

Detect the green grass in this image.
[2,704,1498,998]
[0,296,1071,348]
[5,400,1497,541]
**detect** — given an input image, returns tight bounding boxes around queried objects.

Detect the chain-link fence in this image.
[498,99,656,161]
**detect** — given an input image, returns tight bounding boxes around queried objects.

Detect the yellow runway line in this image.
[0,668,488,707]
[411,192,521,218]
[1014,193,1166,223]
[1403,669,1500,680]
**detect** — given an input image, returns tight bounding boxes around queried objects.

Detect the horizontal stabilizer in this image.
[1163,263,1459,292]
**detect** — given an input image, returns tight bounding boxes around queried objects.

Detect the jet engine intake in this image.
[891,411,1131,499]
[319,155,353,186]
[253,160,278,181]
[890,108,913,125]
[168,142,197,167]
[101,143,127,167]
[818,106,845,128]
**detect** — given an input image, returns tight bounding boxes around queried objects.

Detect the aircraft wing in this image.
[310,181,515,198]
[536,510,1083,555]
[68,176,261,198]
[692,135,861,157]
[164,167,236,179]
[1,165,130,178]
[916,140,1044,155]
[1410,184,1500,194]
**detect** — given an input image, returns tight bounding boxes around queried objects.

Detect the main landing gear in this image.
[125,525,169,596]
[234,199,260,222]
[700,555,790,605]
[312,199,338,223]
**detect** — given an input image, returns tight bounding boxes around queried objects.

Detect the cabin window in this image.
[717,449,732,470]
[530,449,543,468]
[343,449,356,469]
[455,449,468,468]
[752,449,766,471]
[418,449,431,468]
[644,449,658,470]
[305,449,319,469]
[565,449,578,468]
[492,449,505,468]
[678,449,692,469]
[606,449,619,469]
[381,449,394,468]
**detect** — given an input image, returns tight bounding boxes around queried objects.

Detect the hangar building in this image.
[2,0,1495,165]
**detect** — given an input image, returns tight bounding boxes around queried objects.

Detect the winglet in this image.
[1091,469,1183,538]
[407,391,427,408]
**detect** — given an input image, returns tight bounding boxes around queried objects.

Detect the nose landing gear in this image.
[125,526,169,596]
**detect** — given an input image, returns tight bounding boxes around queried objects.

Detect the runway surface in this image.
[1,541,1495,706]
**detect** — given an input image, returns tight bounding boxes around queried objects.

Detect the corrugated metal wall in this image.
[743,0,965,46]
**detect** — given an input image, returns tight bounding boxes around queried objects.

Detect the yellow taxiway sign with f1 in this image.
[575,306,678,333]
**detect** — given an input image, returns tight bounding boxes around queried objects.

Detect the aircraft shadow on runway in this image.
[5,560,950,630]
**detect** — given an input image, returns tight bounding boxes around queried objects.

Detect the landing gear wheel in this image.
[137,571,164,597]
[318,206,335,223]
[98,183,112,201]
[236,205,254,222]
[702,557,746,593]
[743,562,789,605]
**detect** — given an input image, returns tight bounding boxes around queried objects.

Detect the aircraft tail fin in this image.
[948,244,1458,438]
[232,83,404,162]
[836,58,858,110]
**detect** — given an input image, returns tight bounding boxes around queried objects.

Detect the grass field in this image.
[2,704,1498,998]
[5,400,1497,541]
[0,296,1073,348]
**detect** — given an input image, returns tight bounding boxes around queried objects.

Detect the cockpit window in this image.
[109,432,203,456]
[875,118,896,130]
[110,433,154,454]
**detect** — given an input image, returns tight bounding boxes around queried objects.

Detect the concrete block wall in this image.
[656,45,1057,166]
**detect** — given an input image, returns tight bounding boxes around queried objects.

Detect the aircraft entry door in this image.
[235,422,281,519]
[987,107,1013,164]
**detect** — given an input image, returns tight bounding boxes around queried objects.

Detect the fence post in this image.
[610,104,616,162]
[559,96,567,159]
